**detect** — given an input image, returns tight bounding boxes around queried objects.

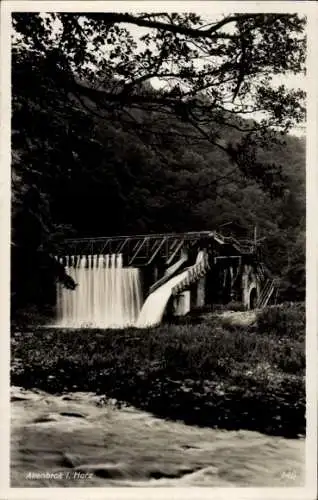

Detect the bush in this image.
[257,302,305,340]
[224,301,247,312]
[212,302,246,312]
[11,305,56,329]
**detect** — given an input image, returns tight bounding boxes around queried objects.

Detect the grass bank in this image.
[11,303,305,438]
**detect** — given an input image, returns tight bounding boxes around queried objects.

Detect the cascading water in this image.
[135,251,206,329]
[54,254,142,328]
[135,269,190,328]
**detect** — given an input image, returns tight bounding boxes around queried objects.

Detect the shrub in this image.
[257,302,305,340]
[224,301,247,312]
[11,305,55,329]
[212,302,246,312]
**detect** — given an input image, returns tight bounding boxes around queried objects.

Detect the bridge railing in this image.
[57,230,255,267]
[172,254,210,296]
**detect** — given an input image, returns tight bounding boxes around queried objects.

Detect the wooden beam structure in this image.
[56,230,255,267]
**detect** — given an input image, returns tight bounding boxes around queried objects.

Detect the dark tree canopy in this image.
[12,12,305,144]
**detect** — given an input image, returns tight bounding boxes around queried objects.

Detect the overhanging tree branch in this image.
[79,12,259,39]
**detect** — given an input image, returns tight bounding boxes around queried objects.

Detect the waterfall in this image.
[135,269,190,328]
[54,254,142,329]
[135,250,205,328]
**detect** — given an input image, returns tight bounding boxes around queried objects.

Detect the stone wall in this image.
[241,264,260,310]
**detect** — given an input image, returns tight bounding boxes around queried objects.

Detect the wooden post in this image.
[196,277,206,308]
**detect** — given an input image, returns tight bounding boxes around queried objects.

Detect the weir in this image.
[54,254,142,328]
[54,231,275,329]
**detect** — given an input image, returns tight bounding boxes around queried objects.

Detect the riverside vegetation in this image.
[11,303,305,439]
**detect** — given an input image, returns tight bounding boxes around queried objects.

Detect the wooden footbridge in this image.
[57,230,277,310]
[57,230,256,267]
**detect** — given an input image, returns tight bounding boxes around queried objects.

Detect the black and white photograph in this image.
[1,0,317,497]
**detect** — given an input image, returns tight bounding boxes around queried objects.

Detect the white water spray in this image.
[135,269,190,328]
[135,251,206,328]
[54,253,142,328]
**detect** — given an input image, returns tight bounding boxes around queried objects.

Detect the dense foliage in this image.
[11,12,306,311]
[11,304,305,437]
